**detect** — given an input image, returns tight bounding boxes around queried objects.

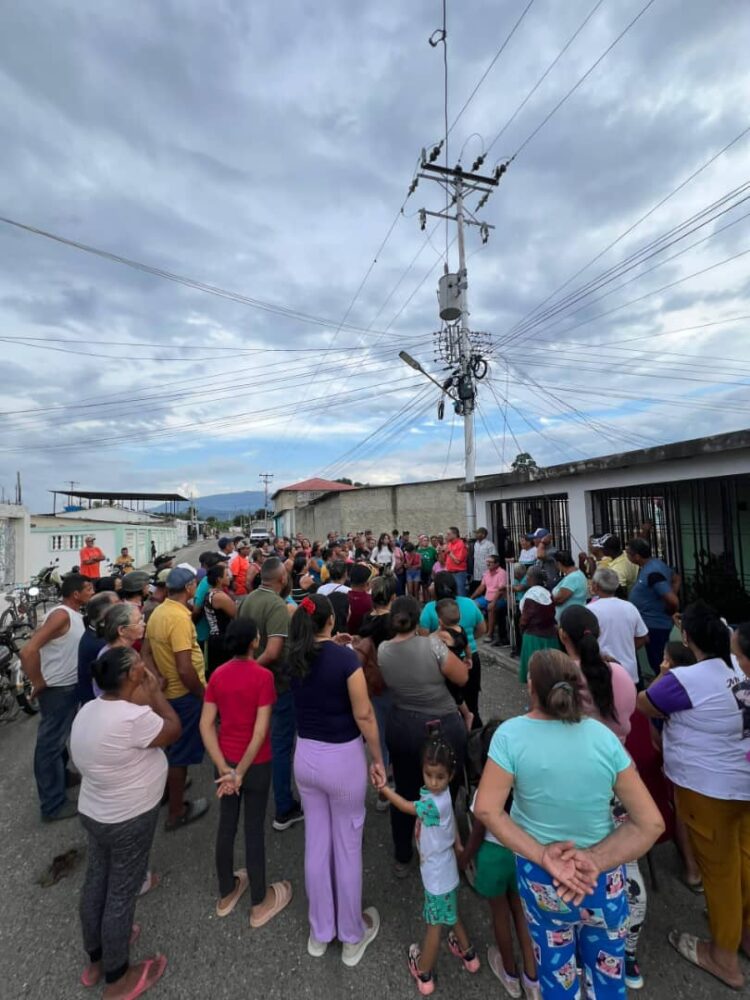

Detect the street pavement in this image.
[0,539,745,998]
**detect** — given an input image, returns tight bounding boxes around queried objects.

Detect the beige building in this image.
[294,478,467,540]
[272,478,359,537]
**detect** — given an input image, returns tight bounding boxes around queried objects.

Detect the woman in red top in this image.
[199,619,292,927]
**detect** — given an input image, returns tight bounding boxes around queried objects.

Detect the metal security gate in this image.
[489,494,570,559]
[591,476,750,623]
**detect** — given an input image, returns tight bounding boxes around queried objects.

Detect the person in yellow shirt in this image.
[143,567,209,832]
[596,534,638,594]
[114,547,135,574]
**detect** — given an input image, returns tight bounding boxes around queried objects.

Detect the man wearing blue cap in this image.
[144,566,209,831]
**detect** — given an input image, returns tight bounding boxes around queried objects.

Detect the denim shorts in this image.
[406,569,421,583]
[166,693,205,767]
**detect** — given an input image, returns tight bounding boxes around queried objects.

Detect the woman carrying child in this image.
[376,730,480,994]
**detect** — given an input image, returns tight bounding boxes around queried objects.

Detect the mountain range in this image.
[151,490,269,519]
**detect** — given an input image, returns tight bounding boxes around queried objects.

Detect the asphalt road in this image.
[0,539,745,999]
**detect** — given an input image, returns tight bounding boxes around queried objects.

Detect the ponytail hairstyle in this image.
[92,645,139,693]
[287,593,334,679]
[559,605,618,722]
[681,599,732,668]
[421,725,457,776]
[528,648,582,724]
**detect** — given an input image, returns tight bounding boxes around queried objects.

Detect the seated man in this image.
[471,554,508,645]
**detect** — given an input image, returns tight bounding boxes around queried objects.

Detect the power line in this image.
[484,0,607,157]
[497,122,750,346]
[0,340,434,432]
[509,0,658,160]
[0,375,428,455]
[448,0,536,140]
[0,215,409,341]
[502,245,750,352]
[498,181,750,347]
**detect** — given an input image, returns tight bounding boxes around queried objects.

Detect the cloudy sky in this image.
[1,0,749,511]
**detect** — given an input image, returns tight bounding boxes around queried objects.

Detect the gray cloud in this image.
[1,0,749,509]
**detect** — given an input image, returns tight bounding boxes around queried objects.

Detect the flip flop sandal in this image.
[164,798,209,832]
[216,869,249,917]
[680,876,704,894]
[160,775,192,807]
[668,931,743,991]
[119,954,168,1000]
[138,872,161,897]
[80,926,141,987]
[249,880,293,928]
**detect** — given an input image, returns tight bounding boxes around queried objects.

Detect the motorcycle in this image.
[0,625,38,718]
[0,586,39,635]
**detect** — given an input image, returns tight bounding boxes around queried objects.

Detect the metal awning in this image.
[49,489,188,515]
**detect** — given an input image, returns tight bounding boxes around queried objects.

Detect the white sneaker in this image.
[487,945,522,998]
[307,935,328,958]
[341,907,380,967]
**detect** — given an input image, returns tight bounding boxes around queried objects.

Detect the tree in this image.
[511,452,538,473]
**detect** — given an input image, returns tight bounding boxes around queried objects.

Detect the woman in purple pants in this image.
[288,593,386,966]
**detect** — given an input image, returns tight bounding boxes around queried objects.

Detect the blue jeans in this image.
[34,684,79,817]
[271,690,297,816]
[452,571,468,596]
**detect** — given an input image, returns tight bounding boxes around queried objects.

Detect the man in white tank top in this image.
[20,573,93,821]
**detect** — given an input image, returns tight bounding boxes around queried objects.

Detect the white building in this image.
[29,490,189,576]
[470,428,750,621]
[0,502,30,590]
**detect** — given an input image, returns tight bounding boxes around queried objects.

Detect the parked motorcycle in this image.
[0,626,38,718]
[0,586,39,635]
[32,559,63,601]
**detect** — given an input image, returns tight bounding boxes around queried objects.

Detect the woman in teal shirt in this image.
[474,648,663,999]
[419,571,485,725]
[551,551,589,623]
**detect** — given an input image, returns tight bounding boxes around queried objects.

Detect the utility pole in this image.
[259,473,274,532]
[15,471,22,505]
[402,146,506,536]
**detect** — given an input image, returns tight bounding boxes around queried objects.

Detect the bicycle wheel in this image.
[0,609,17,633]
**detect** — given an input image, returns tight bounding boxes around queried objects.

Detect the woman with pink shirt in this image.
[559,604,647,992]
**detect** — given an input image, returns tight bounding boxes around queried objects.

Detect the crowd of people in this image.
[19,521,750,998]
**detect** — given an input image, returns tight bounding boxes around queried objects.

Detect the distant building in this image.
[29,490,189,576]
[272,478,359,537]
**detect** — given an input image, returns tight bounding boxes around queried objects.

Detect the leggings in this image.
[79,804,160,984]
[385,707,466,864]
[293,736,367,944]
[215,761,271,904]
[611,799,647,956]
[516,856,629,999]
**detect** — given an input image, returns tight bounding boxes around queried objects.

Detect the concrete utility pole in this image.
[258,472,274,532]
[401,147,506,535]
